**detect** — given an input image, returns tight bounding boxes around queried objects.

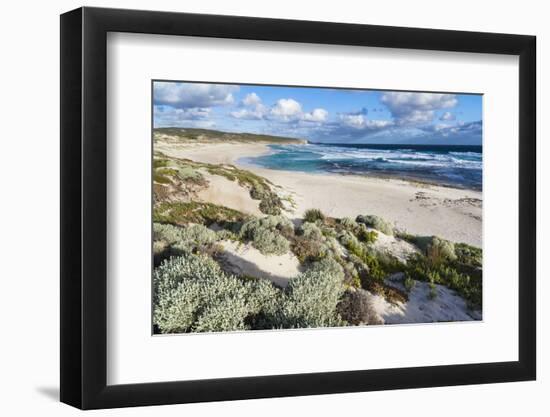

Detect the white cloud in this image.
[231,92,268,120]
[380,92,458,125]
[154,82,237,109]
[271,98,303,120]
[153,105,215,127]
[302,108,329,122]
[439,111,456,121]
[242,92,261,107]
[338,113,393,130]
[230,94,328,124]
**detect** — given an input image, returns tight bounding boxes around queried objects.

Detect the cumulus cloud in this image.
[230,94,328,124]
[380,92,458,125]
[302,108,329,122]
[421,120,482,138]
[153,82,237,109]
[271,98,303,120]
[242,92,262,107]
[439,111,456,121]
[153,105,212,127]
[230,92,268,120]
[338,113,393,130]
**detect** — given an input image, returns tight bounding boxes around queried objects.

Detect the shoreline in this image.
[155,141,483,247]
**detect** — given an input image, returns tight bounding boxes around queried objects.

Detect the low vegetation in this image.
[153,201,247,228]
[154,253,347,333]
[356,214,394,236]
[154,154,284,215]
[154,127,307,145]
[403,236,482,308]
[239,216,293,255]
[151,161,483,333]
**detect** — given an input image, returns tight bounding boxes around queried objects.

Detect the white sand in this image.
[217,240,302,288]
[158,142,483,247]
[196,172,263,216]
[366,274,481,324]
[370,230,421,263]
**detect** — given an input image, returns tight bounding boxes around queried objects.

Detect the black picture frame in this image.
[60,6,536,410]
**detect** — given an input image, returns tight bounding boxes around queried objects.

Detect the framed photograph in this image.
[60,6,536,409]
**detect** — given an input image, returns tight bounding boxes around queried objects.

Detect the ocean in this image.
[239,143,482,190]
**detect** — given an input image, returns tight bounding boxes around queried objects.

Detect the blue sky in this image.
[153,81,482,145]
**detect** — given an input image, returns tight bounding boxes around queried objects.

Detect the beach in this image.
[155,141,482,247]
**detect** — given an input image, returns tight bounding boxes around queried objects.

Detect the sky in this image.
[153,81,482,145]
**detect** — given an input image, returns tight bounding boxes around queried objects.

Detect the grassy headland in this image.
[154,127,308,144]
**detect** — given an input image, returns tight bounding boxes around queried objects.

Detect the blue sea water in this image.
[239,143,482,190]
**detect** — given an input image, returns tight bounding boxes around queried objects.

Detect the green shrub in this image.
[176,165,206,185]
[153,201,247,227]
[339,217,357,229]
[303,208,325,223]
[426,236,457,264]
[239,216,292,255]
[291,236,328,263]
[153,171,172,184]
[356,214,394,236]
[280,258,346,328]
[428,282,437,300]
[216,229,239,241]
[299,222,323,241]
[252,228,290,255]
[454,243,482,268]
[153,254,280,333]
[337,289,381,325]
[154,222,217,253]
[403,272,415,292]
[405,252,481,308]
[357,224,378,244]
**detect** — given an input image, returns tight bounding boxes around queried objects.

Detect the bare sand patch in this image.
[366,275,481,324]
[217,240,302,287]
[196,172,263,216]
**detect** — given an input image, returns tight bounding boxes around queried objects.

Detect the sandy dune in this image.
[158,141,483,247]
[365,274,482,324]
[217,240,302,287]
[197,172,263,216]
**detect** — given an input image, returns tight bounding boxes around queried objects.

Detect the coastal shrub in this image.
[216,229,239,241]
[252,228,290,255]
[356,214,394,236]
[337,289,382,325]
[338,230,360,250]
[299,222,324,241]
[403,272,416,292]
[153,158,170,169]
[428,282,438,300]
[176,165,207,186]
[154,254,281,333]
[454,243,482,268]
[291,236,327,263]
[405,253,482,308]
[257,192,283,215]
[153,171,172,184]
[303,208,325,223]
[239,216,292,255]
[426,236,457,264]
[245,278,283,329]
[153,201,247,227]
[154,222,218,253]
[339,217,357,230]
[281,258,346,328]
[357,224,378,244]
